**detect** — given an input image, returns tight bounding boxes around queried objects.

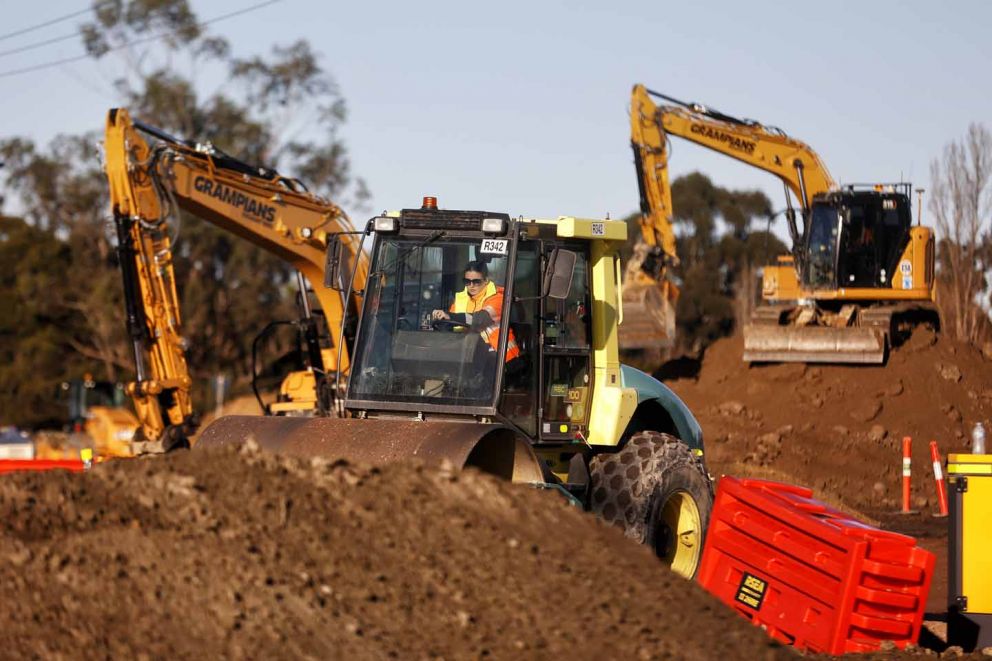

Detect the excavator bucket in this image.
[742,323,887,364]
[619,281,677,351]
[196,416,545,484]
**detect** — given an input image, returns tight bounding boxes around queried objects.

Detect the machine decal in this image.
[900,260,912,289]
[689,123,756,155]
[480,238,508,255]
[549,383,568,397]
[591,222,605,236]
[193,175,276,224]
[735,572,767,610]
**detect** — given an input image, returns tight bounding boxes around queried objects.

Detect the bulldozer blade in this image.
[619,282,676,350]
[742,324,887,364]
[196,416,545,484]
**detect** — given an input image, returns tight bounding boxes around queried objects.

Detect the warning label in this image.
[735,573,767,610]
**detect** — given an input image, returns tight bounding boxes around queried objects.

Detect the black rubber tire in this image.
[589,431,713,578]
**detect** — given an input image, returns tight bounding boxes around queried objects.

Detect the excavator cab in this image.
[56,377,139,455]
[803,186,913,292]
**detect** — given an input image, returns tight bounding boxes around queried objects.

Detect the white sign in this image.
[591,222,605,236]
[902,276,913,289]
[899,260,912,275]
[480,239,508,255]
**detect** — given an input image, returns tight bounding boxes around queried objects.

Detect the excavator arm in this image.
[104,108,367,451]
[630,84,836,259]
[619,86,684,350]
[629,86,678,263]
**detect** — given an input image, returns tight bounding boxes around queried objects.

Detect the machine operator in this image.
[431,261,520,363]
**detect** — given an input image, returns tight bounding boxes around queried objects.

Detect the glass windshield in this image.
[804,203,840,288]
[348,236,512,407]
[62,380,122,420]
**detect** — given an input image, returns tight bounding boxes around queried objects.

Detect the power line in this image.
[0,2,113,43]
[0,31,80,59]
[0,0,282,79]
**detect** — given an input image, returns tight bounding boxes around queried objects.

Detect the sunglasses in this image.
[463,278,485,286]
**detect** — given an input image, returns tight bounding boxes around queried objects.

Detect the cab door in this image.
[538,243,593,442]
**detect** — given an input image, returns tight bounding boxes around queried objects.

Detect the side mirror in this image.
[324,235,346,291]
[544,248,576,300]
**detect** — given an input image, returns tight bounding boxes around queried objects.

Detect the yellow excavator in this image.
[621,91,680,351]
[54,376,138,457]
[104,108,367,453]
[630,84,938,364]
[105,109,714,578]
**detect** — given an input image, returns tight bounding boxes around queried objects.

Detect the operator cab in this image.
[803,183,913,291]
[347,211,514,408]
[331,199,591,444]
[59,376,127,430]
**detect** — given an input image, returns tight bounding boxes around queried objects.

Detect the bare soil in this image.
[0,442,788,660]
[664,330,992,517]
[3,330,989,658]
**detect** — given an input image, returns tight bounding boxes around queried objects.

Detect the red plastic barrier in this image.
[697,477,934,655]
[0,459,88,474]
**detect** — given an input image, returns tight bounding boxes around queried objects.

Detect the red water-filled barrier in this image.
[697,477,934,654]
[0,458,89,474]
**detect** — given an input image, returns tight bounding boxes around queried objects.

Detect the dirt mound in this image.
[0,444,787,660]
[666,330,992,516]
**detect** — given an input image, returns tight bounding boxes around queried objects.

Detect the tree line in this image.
[1,0,364,428]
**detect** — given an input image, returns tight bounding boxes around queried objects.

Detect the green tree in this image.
[0,216,89,427]
[0,0,365,422]
[625,172,786,354]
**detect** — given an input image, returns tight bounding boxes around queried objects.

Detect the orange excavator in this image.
[103,108,367,453]
[629,84,938,364]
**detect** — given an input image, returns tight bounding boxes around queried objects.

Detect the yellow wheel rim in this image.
[657,490,703,579]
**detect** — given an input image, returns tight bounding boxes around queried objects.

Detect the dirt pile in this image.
[665,330,992,516]
[0,443,787,660]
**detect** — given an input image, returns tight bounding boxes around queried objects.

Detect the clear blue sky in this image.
[2,0,990,231]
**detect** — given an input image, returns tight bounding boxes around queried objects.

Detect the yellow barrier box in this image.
[948,453,992,651]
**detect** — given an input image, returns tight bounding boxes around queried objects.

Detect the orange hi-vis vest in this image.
[450,282,520,362]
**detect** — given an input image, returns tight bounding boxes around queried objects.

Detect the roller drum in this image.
[197,415,545,484]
